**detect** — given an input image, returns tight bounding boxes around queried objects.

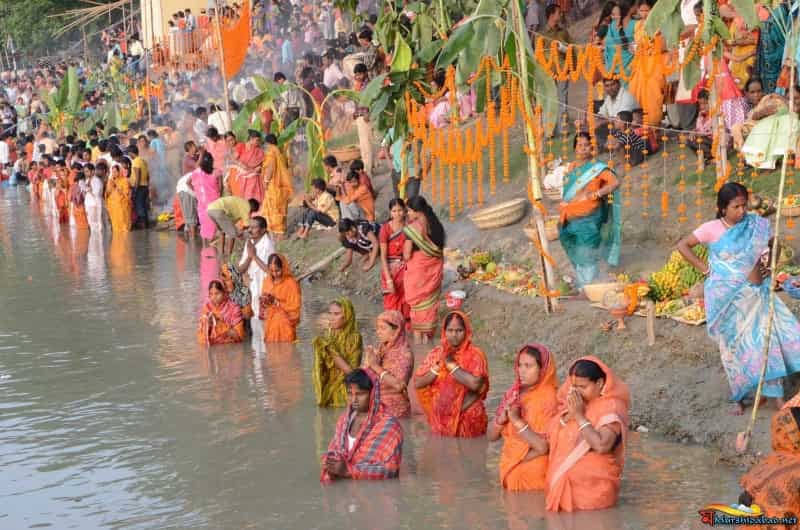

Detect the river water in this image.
[0,188,740,530]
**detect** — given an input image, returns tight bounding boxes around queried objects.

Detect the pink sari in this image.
[232,143,265,202]
[193,168,220,240]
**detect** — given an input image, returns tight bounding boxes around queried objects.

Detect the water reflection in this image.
[0,189,742,530]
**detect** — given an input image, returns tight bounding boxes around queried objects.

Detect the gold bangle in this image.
[517,423,530,434]
[430,367,440,376]
[449,365,460,375]
[579,421,592,431]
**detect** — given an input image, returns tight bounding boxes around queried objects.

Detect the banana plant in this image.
[40,67,84,136]
[230,75,287,141]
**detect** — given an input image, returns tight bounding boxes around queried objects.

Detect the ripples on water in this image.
[0,189,738,529]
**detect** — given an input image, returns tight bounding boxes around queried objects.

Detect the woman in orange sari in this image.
[226,130,264,200]
[488,343,559,491]
[545,356,630,512]
[403,196,445,344]
[259,253,301,343]
[260,134,293,238]
[105,163,132,233]
[739,400,800,520]
[198,279,247,345]
[414,311,489,437]
[54,166,70,224]
[628,0,666,127]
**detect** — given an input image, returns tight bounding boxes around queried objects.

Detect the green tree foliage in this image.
[0,0,112,57]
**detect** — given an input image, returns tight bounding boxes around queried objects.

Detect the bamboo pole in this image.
[214,7,232,125]
[510,0,556,313]
[736,21,796,454]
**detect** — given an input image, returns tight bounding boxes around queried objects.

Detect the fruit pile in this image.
[648,246,708,302]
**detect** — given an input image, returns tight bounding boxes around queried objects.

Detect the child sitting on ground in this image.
[632,108,659,154]
[295,178,339,239]
[607,110,646,166]
[338,218,379,272]
[686,89,714,162]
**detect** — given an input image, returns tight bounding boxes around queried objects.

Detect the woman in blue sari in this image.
[603,2,636,80]
[558,132,622,287]
[677,183,800,415]
[756,2,788,94]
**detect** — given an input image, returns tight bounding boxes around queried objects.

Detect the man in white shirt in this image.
[594,78,639,149]
[0,135,9,170]
[207,104,231,135]
[237,216,276,320]
[176,171,198,238]
[322,50,344,90]
[85,163,105,234]
[193,107,208,145]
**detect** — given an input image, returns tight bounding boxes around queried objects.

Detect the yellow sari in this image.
[105,174,132,233]
[260,144,293,235]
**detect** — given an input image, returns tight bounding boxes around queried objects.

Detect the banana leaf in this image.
[391,34,413,72]
[682,54,701,89]
[436,22,474,68]
[306,121,326,190]
[644,0,681,38]
[360,73,388,105]
[660,7,684,48]
[278,118,300,148]
[65,68,82,115]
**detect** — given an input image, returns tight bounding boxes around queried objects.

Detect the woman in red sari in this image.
[489,343,559,491]
[363,310,414,418]
[379,198,410,321]
[414,311,489,437]
[226,130,265,202]
[545,356,630,512]
[321,368,403,483]
[403,196,445,344]
[198,279,247,345]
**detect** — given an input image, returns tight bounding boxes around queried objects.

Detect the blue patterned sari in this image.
[705,214,800,401]
[558,161,622,286]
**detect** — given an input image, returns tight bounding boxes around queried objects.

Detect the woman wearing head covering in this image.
[226,129,264,201]
[260,133,293,238]
[198,279,246,345]
[259,253,302,342]
[312,298,363,407]
[363,310,414,418]
[320,368,403,483]
[414,311,489,437]
[488,343,559,491]
[545,356,630,512]
[739,401,800,519]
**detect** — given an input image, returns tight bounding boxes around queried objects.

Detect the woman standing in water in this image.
[198,280,246,345]
[312,298,363,407]
[403,196,445,344]
[105,163,132,233]
[488,344,558,491]
[259,253,302,343]
[545,356,630,512]
[677,182,800,414]
[193,152,221,246]
[414,311,489,437]
[363,310,414,418]
[379,198,410,321]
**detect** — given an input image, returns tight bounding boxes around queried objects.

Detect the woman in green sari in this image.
[312,298,364,407]
[558,132,622,287]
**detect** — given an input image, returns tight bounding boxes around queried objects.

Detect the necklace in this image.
[720,217,731,229]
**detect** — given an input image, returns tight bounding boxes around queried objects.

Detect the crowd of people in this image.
[9,0,800,520]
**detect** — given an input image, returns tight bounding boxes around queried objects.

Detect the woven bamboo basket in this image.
[327,145,361,162]
[781,204,800,217]
[469,198,528,230]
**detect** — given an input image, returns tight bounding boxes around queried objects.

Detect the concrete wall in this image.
[141,0,211,48]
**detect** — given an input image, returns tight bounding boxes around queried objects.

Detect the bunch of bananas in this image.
[648,246,708,301]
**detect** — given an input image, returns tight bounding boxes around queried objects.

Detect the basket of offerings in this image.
[583,282,618,304]
[781,195,800,217]
[327,145,361,162]
[469,198,528,230]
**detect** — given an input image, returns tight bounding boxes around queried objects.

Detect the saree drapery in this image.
[105,176,132,233]
[558,161,622,286]
[198,296,246,345]
[497,344,559,491]
[545,356,630,512]
[379,223,410,320]
[227,142,264,202]
[374,310,414,418]
[705,213,800,402]
[260,144,293,235]
[320,369,403,483]
[740,407,800,523]
[259,254,302,342]
[403,221,443,337]
[312,297,363,407]
[415,311,489,437]
[628,22,665,127]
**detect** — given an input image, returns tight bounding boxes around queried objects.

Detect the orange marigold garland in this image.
[661,135,670,218]
[677,134,688,223]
